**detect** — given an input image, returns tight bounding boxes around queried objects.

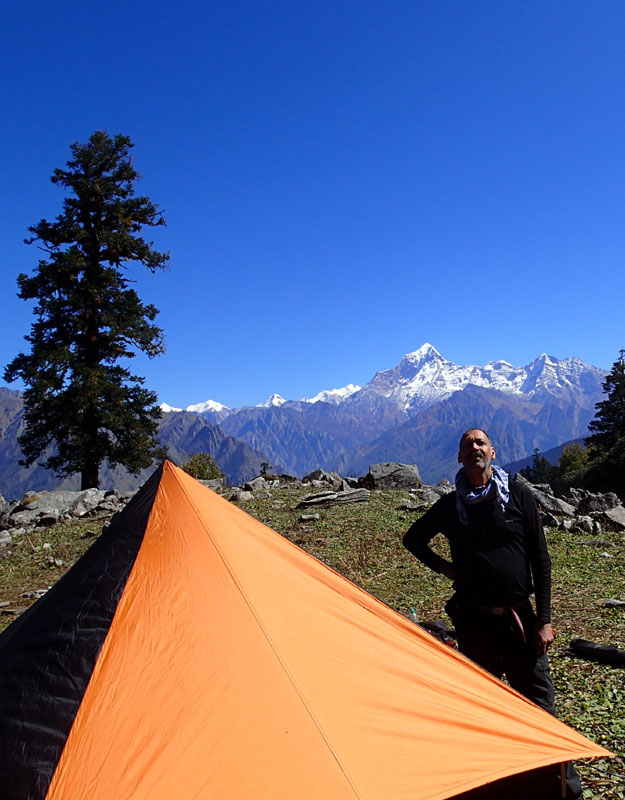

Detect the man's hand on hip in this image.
[534,621,555,656]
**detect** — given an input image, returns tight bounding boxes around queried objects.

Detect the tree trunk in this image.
[81,462,100,490]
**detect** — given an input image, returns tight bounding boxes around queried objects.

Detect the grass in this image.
[0,482,623,797]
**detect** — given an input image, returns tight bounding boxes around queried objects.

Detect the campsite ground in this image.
[1,483,623,798]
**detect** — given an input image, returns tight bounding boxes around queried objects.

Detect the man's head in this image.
[458,428,495,485]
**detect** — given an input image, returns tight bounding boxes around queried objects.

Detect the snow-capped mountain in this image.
[301,384,362,405]
[357,343,605,414]
[186,399,231,415]
[175,343,603,417]
[159,344,606,481]
[256,394,286,408]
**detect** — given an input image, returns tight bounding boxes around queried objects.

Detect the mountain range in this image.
[0,344,606,499]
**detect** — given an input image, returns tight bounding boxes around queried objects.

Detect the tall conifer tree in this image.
[4,131,169,489]
[584,349,625,497]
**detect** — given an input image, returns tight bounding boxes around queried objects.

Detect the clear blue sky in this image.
[2,1,623,409]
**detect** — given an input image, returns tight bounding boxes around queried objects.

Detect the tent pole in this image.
[560,763,566,798]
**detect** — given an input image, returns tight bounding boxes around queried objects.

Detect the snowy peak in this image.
[160,402,182,413]
[359,345,604,413]
[257,393,286,408]
[302,383,362,405]
[186,398,231,414]
[166,345,605,420]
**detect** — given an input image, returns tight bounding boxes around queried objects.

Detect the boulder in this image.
[526,487,576,518]
[411,487,442,506]
[244,477,269,492]
[297,488,370,507]
[198,478,225,492]
[590,505,625,531]
[362,463,422,491]
[572,516,600,535]
[302,469,342,488]
[577,491,621,515]
[540,512,560,529]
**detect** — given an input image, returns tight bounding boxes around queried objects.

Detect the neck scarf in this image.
[455,464,509,525]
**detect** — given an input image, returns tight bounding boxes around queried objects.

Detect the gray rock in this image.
[560,519,573,531]
[244,476,269,492]
[297,488,370,507]
[197,478,225,491]
[573,516,596,534]
[0,531,12,547]
[561,488,585,508]
[604,599,625,608]
[540,512,560,529]
[590,505,625,531]
[578,491,621,514]
[231,490,254,503]
[69,488,108,517]
[527,487,576,518]
[363,463,422,491]
[302,469,343,488]
[299,513,320,521]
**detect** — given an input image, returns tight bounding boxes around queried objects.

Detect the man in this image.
[403,428,581,799]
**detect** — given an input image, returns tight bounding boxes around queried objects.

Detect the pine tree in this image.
[584,350,625,497]
[4,131,169,489]
[586,349,625,453]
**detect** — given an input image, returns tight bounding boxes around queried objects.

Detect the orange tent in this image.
[0,461,611,799]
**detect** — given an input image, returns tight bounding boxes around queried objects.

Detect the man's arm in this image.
[402,499,455,580]
[516,482,554,654]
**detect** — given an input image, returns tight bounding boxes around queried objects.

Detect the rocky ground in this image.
[1,462,623,797]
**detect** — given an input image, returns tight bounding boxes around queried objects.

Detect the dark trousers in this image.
[447,597,582,800]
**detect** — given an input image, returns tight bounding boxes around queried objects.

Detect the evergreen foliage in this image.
[182,453,225,482]
[552,443,589,494]
[520,446,557,485]
[4,131,169,490]
[582,350,625,498]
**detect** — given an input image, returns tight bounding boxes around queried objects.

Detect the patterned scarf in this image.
[455,464,510,525]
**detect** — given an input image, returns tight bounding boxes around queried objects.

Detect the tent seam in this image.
[169,465,366,800]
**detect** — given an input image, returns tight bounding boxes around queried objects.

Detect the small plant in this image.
[182,453,224,482]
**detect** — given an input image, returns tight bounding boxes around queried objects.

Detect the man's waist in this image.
[466,598,532,616]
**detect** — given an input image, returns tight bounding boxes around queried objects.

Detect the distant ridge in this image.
[0,345,606,495]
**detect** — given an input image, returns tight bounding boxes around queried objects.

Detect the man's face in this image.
[458,429,495,475]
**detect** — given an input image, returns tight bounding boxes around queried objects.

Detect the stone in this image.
[299,513,320,521]
[577,491,621,515]
[590,505,625,531]
[296,488,370,507]
[362,463,422,491]
[244,477,269,492]
[302,469,343,488]
[527,487,576,518]
[604,599,625,608]
[573,516,596,534]
[0,531,12,547]
[540,512,560,529]
[70,488,108,517]
[231,490,254,503]
[198,478,225,491]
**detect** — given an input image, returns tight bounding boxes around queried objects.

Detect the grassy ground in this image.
[1,483,623,797]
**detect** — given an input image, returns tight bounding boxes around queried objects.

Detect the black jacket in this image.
[403,480,551,622]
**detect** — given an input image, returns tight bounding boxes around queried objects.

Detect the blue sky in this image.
[2,1,624,409]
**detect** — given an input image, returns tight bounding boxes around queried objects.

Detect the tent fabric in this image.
[0,460,611,799]
[0,464,163,800]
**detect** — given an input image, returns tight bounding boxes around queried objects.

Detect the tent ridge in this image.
[168,463,368,800]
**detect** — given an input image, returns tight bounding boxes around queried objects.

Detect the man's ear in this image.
[457,452,462,463]
[491,447,496,461]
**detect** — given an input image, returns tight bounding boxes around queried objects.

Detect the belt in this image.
[469,598,530,616]
[467,599,531,642]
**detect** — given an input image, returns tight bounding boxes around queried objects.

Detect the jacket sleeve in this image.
[402,497,451,575]
[518,483,552,623]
